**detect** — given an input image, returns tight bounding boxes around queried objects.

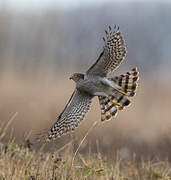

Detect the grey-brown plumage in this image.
[38,25,139,142]
[47,89,92,140]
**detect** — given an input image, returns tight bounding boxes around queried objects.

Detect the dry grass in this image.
[0,112,171,179]
[0,137,171,179]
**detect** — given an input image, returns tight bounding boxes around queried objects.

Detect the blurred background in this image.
[0,0,171,160]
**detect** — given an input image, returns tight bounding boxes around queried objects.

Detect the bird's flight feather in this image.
[86,25,126,77]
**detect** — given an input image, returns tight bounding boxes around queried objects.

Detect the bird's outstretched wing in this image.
[40,89,92,141]
[86,25,126,77]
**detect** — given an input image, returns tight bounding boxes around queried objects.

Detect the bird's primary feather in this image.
[46,90,92,141]
[86,25,126,77]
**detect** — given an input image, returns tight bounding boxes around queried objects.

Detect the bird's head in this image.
[70,73,84,83]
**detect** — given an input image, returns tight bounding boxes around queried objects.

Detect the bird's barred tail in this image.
[110,67,139,97]
[98,93,130,121]
[98,96,118,121]
[99,68,139,121]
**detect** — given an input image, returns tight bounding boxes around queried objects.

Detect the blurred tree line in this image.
[0,2,171,78]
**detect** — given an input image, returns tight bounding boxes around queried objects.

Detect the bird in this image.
[38,25,139,142]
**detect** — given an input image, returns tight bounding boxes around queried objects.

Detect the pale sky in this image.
[0,0,170,11]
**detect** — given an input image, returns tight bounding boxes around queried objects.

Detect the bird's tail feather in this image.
[98,96,118,121]
[98,93,130,121]
[98,68,139,121]
[109,67,139,97]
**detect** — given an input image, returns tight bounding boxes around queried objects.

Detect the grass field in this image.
[0,138,171,179]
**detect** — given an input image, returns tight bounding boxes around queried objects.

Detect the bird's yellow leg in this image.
[114,88,127,95]
[112,100,121,107]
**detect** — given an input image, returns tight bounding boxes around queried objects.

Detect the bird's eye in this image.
[74,74,78,78]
